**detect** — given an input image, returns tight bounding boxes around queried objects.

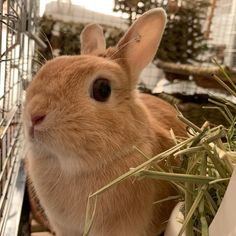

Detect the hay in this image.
[83,62,236,236]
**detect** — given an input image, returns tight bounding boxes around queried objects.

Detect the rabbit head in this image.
[23,8,167,172]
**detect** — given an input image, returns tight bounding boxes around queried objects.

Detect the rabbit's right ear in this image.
[115,8,167,86]
[80,24,106,55]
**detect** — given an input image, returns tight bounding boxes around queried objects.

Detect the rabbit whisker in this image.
[109,33,141,60]
[36,49,48,64]
[32,58,44,67]
[47,170,63,194]
[40,30,54,59]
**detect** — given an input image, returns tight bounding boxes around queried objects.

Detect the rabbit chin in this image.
[27,142,83,174]
[27,129,148,174]
[26,132,109,174]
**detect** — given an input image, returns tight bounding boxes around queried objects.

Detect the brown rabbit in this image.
[24,8,186,236]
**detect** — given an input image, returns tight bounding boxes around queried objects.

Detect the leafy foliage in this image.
[114,0,210,63]
[38,16,124,61]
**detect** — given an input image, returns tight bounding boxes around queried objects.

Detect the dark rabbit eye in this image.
[91,78,111,102]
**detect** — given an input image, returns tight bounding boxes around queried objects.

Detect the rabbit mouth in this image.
[28,126,44,141]
[29,126,42,139]
[29,126,35,139]
[24,111,47,140]
[26,117,47,142]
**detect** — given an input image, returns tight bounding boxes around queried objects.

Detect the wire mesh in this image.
[0,0,40,234]
[208,0,236,68]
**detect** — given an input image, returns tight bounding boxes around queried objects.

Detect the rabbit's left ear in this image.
[116,8,167,81]
[80,24,106,55]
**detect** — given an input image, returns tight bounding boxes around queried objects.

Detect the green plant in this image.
[37,16,124,62]
[114,0,210,63]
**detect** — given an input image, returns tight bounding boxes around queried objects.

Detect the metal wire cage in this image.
[0,0,40,235]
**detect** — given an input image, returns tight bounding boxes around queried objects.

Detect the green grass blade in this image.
[178,185,207,236]
[137,170,215,184]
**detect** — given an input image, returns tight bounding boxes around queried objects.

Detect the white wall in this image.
[45,1,128,30]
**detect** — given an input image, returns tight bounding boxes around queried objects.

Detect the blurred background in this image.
[0,0,236,235]
[37,0,236,126]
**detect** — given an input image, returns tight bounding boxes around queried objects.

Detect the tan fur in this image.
[23,8,186,236]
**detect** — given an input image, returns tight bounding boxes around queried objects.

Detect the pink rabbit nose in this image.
[31,115,45,126]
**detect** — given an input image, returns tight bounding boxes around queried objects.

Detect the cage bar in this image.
[0,0,39,235]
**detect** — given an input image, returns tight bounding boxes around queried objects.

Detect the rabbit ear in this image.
[80,24,106,55]
[116,8,167,82]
